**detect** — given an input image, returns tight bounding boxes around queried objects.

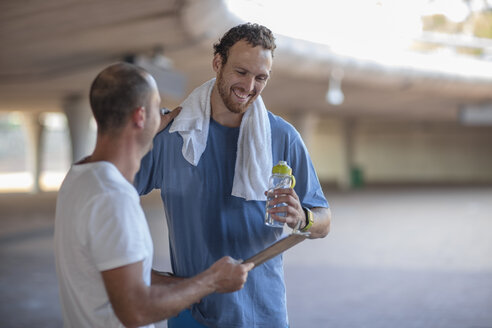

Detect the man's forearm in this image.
[117,268,218,327]
[151,269,184,285]
[145,269,218,318]
[106,257,251,327]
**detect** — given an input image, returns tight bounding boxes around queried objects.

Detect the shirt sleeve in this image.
[87,191,150,272]
[135,149,157,196]
[134,129,166,195]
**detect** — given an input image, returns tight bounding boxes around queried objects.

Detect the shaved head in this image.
[89,62,153,134]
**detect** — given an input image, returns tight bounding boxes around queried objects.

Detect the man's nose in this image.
[242,75,255,93]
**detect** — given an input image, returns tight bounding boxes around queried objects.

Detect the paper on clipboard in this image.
[244,233,307,267]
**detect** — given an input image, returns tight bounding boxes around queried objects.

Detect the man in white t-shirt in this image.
[54,62,254,328]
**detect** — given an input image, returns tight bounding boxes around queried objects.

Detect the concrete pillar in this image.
[22,112,44,193]
[338,118,355,191]
[62,94,94,163]
[289,111,318,151]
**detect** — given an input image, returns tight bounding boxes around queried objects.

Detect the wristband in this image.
[301,207,314,232]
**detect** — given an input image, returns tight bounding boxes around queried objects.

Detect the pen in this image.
[160,107,171,115]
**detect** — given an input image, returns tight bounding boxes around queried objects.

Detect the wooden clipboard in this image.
[244,233,307,267]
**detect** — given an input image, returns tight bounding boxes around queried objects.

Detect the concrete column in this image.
[338,118,355,191]
[62,94,94,163]
[22,112,44,193]
[289,111,318,151]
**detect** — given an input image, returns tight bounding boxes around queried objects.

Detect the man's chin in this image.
[228,106,245,114]
[229,100,255,114]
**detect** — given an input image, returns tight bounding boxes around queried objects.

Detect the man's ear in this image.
[212,54,222,73]
[132,106,145,129]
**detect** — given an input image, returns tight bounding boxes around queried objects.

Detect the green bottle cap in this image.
[272,161,292,175]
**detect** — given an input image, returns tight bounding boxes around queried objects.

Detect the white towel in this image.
[169,78,272,201]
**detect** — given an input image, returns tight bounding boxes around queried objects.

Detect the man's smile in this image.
[232,88,252,103]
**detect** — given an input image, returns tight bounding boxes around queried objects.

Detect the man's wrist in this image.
[298,212,307,230]
[301,207,314,232]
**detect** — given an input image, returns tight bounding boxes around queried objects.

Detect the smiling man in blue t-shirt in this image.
[135,23,331,328]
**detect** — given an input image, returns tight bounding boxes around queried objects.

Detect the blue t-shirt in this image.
[135,112,328,328]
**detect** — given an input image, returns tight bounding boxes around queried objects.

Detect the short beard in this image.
[217,70,255,114]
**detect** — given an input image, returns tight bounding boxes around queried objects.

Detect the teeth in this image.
[233,89,248,99]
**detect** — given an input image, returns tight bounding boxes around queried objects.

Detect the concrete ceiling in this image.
[1,0,492,123]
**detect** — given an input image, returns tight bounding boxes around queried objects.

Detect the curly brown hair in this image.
[213,23,276,65]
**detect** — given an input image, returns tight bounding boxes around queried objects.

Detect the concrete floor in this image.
[1,187,492,328]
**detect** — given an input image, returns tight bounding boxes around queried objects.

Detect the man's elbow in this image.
[116,305,178,327]
[317,224,330,239]
[115,307,148,328]
[316,208,331,238]
[116,313,142,328]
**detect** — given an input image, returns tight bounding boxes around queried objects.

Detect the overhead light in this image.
[149,46,174,70]
[326,68,344,106]
[459,103,492,126]
[126,48,187,100]
[132,47,174,70]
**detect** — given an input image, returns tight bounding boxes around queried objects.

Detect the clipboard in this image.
[244,233,307,267]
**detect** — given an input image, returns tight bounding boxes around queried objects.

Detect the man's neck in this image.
[210,85,244,128]
[83,133,140,183]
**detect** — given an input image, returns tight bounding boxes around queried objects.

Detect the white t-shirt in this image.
[54,161,154,328]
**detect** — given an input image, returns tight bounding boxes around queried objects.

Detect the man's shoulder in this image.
[267,111,296,133]
[154,120,181,144]
[267,111,302,143]
[64,163,134,199]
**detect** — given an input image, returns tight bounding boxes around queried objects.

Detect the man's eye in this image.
[237,71,246,75]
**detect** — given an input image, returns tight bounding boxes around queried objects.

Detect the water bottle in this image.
[265,161,296,228]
